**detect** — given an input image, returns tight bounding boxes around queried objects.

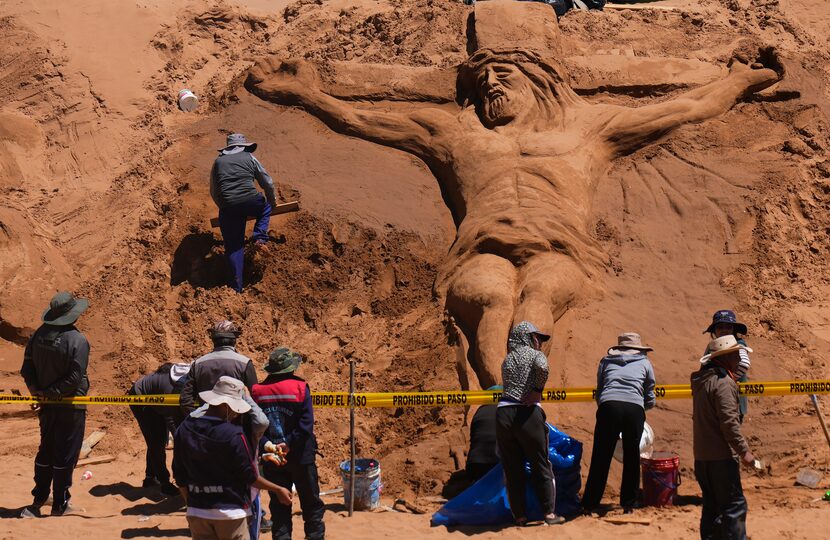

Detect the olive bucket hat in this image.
[265,347,302,374]
[42,291,88,326]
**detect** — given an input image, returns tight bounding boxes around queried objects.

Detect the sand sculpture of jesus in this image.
[246,45,780,389]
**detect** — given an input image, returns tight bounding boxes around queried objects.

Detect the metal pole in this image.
[810,394,830,452]
[349,359,356,517]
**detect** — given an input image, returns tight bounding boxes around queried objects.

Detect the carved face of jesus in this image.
[476,63,534,126]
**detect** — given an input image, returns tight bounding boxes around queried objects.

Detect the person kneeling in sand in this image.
[173,376,291,540]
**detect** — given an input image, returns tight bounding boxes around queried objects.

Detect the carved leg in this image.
[513,252,586,353]
[445,254,518,389]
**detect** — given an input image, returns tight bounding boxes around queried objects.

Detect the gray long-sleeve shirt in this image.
[595,351,656,410]
[210,147,276,209]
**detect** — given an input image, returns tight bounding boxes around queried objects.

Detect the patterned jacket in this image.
[501,322,549,403]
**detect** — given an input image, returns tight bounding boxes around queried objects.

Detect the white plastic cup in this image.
[178,89,198,112]
[81,470,93,480]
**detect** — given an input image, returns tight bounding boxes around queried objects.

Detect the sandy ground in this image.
[2,0,830,537]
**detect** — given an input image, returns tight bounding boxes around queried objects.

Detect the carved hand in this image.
[252,58,322,104]
[727,47,783,95]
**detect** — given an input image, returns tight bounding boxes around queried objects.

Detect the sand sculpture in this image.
[246,8,781,389]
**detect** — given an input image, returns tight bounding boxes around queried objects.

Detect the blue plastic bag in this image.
[431,423,582,526]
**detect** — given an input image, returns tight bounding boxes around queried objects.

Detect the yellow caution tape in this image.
[1,380,827,408]
[0,394,179,406]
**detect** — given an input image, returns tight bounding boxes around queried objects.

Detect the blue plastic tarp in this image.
[431,423,582,527]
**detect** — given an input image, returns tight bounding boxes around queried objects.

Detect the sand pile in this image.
[1,0,830,537]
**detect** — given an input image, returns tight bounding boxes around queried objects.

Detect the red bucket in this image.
[641,452,680,507]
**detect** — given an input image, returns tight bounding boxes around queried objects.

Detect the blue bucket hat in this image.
[703,310,747,335]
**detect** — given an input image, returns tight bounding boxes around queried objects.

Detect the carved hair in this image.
[457,48,585,127]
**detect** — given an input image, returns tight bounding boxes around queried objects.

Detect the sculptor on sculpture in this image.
[246,45,780,389]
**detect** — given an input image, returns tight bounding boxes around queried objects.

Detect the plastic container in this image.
[641,452,680,507]
[339,458,381,511]
[178,89,198,112]
[613,421,654,463]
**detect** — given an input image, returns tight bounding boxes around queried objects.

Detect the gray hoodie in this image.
[596,352,656,410]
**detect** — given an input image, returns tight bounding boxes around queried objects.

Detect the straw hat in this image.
[699,335,753,365]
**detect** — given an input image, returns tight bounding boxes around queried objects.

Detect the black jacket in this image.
[21,324,90,410]
[130,371,187,429]
[173,415,258,513]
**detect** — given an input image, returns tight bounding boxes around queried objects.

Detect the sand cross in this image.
[247,2,780,388]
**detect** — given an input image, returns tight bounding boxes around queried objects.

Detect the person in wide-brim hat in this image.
[198,376,251,414]
[607,332,653,356]
[218,133,258,153]
[211,132,277,293]
[703,309,748,336]
[699,335,753,365]
[583,332,657,514]
[42,291,89,326]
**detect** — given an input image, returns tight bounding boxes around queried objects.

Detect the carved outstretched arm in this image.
[601,57,781,156]
[246,59,452,159]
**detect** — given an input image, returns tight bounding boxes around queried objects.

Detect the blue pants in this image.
[218,195,271,292]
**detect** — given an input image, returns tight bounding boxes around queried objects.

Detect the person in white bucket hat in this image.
[173,377,291,540]
[691,335,755,540]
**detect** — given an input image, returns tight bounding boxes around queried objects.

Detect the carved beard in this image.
[483,92,514,125]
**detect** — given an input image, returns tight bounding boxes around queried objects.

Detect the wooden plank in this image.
[603,516,652,525]
[76,454,115,468]
[209,201,300,228]
[79,430,106,459]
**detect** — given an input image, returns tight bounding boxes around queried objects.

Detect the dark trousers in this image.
[32,407,86,511]
[265,461,325,540]
[130,405,171,484]
[495,405,556,519]
[582,400,645,509]
[695,459,747,540]
[218,195,271,292]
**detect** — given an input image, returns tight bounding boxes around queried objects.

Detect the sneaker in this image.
[260,518,272,533]
[160,482,179,497]
[20,506,41,519]
[544,514,566,525]
[51,501,81,517]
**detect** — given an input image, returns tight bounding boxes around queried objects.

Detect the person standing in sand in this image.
[173,376,292,540]
[252,347,326,540]
[703,310,752,421]
[211,133,278,293]
[692,335,755,540]
[20,292,91,518]
[581,332,656,514]
[496,321,564,526]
